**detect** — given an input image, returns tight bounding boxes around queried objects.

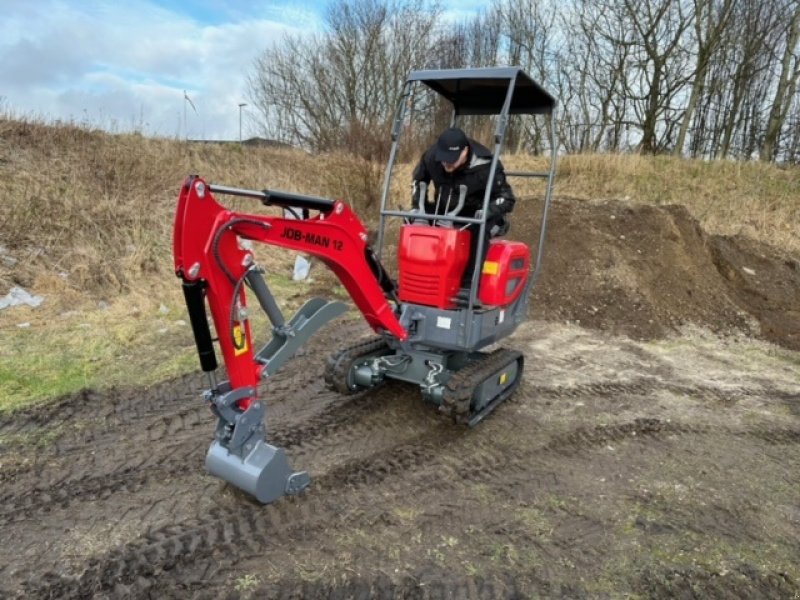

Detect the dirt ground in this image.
[1,197,799,599]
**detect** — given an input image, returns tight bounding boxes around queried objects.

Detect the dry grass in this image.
[2,118,797,305]
[549,153,800,254]
[0,117,388,301]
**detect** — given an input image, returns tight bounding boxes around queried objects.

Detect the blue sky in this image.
[0,0,491,140]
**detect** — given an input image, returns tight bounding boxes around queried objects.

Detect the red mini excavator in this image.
[173,67,557,503]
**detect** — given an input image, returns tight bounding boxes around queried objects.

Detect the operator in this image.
[410,126,515,286]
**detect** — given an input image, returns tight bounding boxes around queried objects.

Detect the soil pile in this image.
[526,197,800,350]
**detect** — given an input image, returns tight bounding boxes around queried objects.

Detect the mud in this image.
[1,197,800,599]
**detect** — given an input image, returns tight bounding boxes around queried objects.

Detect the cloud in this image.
[0,0,317,138]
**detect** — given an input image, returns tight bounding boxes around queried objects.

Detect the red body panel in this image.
[397,225,471,309]
[173,177,407,409]
[478,240,530,307]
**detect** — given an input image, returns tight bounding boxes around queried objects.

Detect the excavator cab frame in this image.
[376,67,558,336]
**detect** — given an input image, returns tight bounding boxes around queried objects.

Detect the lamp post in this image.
[238,102,247,142]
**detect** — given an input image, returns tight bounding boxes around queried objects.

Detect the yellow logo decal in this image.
[499,372,508,385]
[233,325,248,356]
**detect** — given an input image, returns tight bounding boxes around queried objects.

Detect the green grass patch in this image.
[0,295,198,413]
[0,270,347,414]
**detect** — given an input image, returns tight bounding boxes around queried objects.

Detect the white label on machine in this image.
[436,316,452,329]
[498,310,505,324]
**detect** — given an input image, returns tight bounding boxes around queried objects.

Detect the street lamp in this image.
[238,102,247,142]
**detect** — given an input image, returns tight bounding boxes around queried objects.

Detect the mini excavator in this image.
[173,67,557,503]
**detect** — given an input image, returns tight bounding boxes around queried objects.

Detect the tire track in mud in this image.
[4,369,799,525]
[0,373,205,437]
[0,383,384,524]
[16,425,535,599]
[4,335,799,599]
[528,377,799,406]
[16,405,793,600]
[636,565,798,600]
[0,334,366,523]
[168,572,537,600]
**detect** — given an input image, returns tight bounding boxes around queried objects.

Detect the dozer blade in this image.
[206,439,310,504]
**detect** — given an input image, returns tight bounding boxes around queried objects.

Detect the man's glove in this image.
[404,208,429,226]
[488,197,511,218]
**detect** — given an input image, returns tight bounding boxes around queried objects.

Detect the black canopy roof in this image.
[407,67,556,116]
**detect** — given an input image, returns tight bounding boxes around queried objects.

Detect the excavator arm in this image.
[173,176,407,503]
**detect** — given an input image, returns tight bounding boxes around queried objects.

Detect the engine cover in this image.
[397,224,471,309]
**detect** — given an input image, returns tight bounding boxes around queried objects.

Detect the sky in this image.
[0,0,491,140]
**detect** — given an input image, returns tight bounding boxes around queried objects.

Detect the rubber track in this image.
[441,348,523,420]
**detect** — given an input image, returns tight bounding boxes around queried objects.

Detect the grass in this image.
[0,261,330,413]
[0,287,198,413]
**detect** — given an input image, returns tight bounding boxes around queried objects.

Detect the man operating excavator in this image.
[411,126,516,286]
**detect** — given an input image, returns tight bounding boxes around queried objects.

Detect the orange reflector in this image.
[482,261,499,275]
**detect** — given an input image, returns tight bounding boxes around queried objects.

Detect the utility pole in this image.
[238,102,247,142]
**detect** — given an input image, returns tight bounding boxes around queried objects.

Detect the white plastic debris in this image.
[0,286,44,310]
[293,255,311,281]
[742,267,756,276]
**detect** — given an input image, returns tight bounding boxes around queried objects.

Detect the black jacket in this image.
[411,139,515,220]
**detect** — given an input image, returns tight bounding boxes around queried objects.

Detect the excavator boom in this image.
[173,176,406,503]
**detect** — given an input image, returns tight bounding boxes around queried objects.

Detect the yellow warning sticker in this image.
[499,372,508,385]
[233,325,248,356]
[482,261,499,275]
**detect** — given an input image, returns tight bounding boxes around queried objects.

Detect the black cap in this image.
[434,127,469,163]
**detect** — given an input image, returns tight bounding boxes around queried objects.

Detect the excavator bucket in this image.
[206,439,310,504]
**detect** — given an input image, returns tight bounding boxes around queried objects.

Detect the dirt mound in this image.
[524,197,800,350]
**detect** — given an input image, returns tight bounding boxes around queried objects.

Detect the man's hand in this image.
[488,197,511,217]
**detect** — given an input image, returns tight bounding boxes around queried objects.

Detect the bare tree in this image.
[245,0,800,164]
[496,0,558,153]
[247,0,440,157]
[712,0,784,158]
[760,1,800,161]
[556,0,636,152]
[673,0,734,156]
